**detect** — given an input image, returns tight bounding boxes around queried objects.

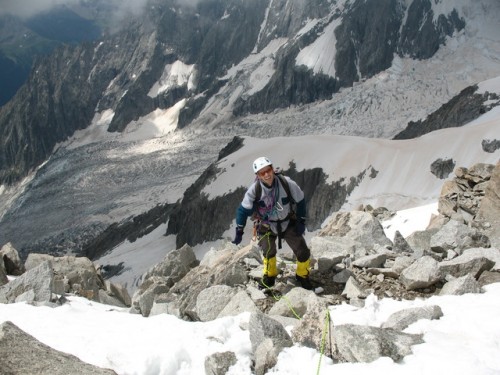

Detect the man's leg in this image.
[283,225,313,290]
[258,229,278,288]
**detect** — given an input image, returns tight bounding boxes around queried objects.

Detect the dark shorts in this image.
[258,222,310,262]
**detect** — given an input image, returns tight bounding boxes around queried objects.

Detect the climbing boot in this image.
[260,275,276,289]
[296,259,313,290]
[259,257,278,289]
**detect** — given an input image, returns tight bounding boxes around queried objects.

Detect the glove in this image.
[295,219,306,236]
[232,226,244,245]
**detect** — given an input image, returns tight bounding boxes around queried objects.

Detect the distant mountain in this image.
[0,4,107,107]
[0,0,499,263]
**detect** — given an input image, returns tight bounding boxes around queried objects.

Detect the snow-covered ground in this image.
[1,201,500,375]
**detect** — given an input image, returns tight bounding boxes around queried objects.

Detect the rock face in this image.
[0,321,116,374]
[477,162,500,248]
[0,248,130,308]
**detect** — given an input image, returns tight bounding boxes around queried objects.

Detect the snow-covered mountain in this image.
[0,0,499,281]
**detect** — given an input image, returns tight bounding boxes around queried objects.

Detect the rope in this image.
[259,226,331,374]
[316,309,331,375]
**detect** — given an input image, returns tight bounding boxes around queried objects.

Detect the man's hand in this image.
[232,226,244,245]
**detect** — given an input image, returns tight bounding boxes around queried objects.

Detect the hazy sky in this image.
[0,0,150,19]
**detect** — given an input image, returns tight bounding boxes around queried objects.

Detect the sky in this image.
[0,0,149,20]
[1,203,499,375]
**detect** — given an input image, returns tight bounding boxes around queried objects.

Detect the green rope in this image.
[316,309,331,375]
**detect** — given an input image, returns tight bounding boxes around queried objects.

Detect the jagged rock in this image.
[400,256,441,290]
[249,312,292,375]
[430,220,490,255]
[332,324,424,363]
[382,305,443,331]
[218,290,259,318]
[268,287,315,318]
[439,274,481,296]
[0,260,7,286]
[405,228,440,258]
[318,211,393,252]
[104,280,132,307]
[393,230,413,254]
[0,321,116,374]
[439,252,495,280]
[311,236,357,272]
[141,244,199,286]
[332,268,354,283]
[478,271,500,287]
[482,139,500,153]
[204,351,237,375]
[131,277,170,317]
[352,254,387,268]
[477,162,500,248]
[460,247,500,271]
[25,254,105,302]
[0,242,25,276]
[392,256,415,274]
[430,158,455,179]
[342,276,369,299]
[153,245,251,320]
[196,285,237,322]
[131,244,200,317]
[0,261,54,304]
[291,294,333,357]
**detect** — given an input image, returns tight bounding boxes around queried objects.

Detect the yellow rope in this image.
[316,309,331,375]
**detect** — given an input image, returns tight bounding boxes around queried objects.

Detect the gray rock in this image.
[0,321,116,374]
[439,274,481,296]
[352,254,387,268]
[393,230,413,253]
[249,312,292,375]
[317,211,392,252]
[0,242,25,276]
[400,256,440,290]
[439,252,494,279]
[268,287,314,318]
[342,276,369,299]
[196,285,236,322]
[382,305,443,330]
[204,351,237,375]
[430,220,490,255]
[333,324,424,363]
[217,290,259,318]
[25,254,104,302]
[0,261,54,304]
[477,162,500,248]
[291,294,333,356]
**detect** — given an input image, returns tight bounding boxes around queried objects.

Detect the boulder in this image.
[400,256,441,290]
[0,242,25,276]
[382,305,443,330]
[0,261,54,304]
[439,274,481,296]
[0,321,116,374]
[249,312,292,375]
[333,324,424,363]
[477,162,500,248]
[204,351,237,375]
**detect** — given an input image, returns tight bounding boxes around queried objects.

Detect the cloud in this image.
[0,0,149,20]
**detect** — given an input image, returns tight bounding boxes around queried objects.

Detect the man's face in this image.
[257,166,274,186]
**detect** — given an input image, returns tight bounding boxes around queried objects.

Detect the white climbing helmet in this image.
[252,156,272,174]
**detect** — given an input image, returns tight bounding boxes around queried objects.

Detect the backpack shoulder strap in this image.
[277,174,294,204]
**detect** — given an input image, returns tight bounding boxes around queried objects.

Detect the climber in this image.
[232,156,313,290]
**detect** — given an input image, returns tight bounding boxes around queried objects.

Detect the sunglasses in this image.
[258,167,273,177]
